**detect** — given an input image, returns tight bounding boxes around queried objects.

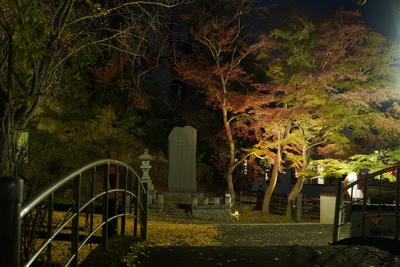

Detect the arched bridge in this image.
[0,159,149,267]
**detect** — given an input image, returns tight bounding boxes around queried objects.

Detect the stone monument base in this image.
[148,192,232,221]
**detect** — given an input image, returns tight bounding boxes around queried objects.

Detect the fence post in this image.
[332,179,344,243]
[0,176,23,267]
[141,183,148,240]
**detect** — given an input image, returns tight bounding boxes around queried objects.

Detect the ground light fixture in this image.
[231,210,240,221]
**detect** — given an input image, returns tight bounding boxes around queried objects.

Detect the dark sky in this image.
[268,0,400,41]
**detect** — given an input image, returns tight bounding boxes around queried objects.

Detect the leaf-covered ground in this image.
[147,221,221,247]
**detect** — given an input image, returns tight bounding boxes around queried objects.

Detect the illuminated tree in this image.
[175,0,267,202]
[253,11,400,215]
[288,11,400,217]
[284,115,350,217]
[245,16,318,213]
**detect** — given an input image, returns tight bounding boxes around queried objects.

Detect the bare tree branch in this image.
[67,0,191,27]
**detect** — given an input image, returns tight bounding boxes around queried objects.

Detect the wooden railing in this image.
[0,159,148,267]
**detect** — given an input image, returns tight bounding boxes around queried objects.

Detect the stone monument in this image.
[168,126,197,193]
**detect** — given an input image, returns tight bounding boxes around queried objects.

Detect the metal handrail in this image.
[12,159,149,267]
[21,159,142,218]
[332,163,400,243]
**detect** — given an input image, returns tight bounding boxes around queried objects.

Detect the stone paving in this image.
[215,223,333,246]
[135,223,400,267]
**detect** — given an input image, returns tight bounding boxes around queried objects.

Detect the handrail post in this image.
[141,183,148,240]
[395,168,400,240]
[379,174,383,206]
[349,186,354,220]
[47,192,54,267]
[361,174,368,238]
[121,167,128,237]
[332,179,344,243]
[89,167,96,247]
[129,173,133,215]
[71,174,81,267]
[102,164,110,250]
[134,176,139,237]
[0,176,23,267]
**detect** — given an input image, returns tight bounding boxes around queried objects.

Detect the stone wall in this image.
[192,205,231,221]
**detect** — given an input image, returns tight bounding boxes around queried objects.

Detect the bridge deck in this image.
[78,236,137,267]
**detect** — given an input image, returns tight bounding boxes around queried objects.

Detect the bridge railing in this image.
[332,163,400,243]
[0,159,148,267]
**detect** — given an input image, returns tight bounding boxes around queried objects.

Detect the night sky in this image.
[269,0,400,41]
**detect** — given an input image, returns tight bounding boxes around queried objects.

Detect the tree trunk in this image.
[286,146,310,218]
[218,69,237,205]
[226,165,235,203]
[262,142,282,214]
[0,87,17,177]
[223,105,236,204]
[0,121,17,177]
[286,177,305,218]
[0,35,17,177]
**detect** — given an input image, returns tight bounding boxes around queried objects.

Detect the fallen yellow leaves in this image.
[51,241,98,265]
[147,221,221,247]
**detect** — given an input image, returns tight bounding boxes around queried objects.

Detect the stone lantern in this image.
[138,148,154,203]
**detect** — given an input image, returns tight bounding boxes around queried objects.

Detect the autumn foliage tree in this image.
[175,0,267,202]
[218,10,400,216]
[239,16,319,214]
[255,11,400,216]
[290,11,400,218]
